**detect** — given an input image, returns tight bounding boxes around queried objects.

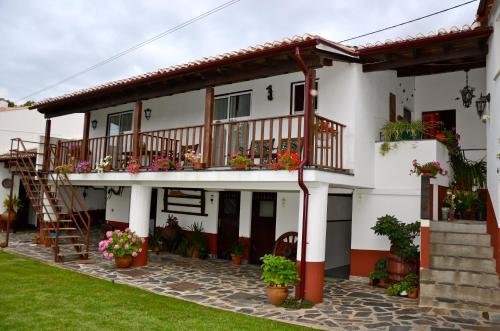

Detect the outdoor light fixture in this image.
[144,108,152,120]
[91,119,98,130]
[459,70,475,108]
[266,85,273,101]
[475,93,490,118]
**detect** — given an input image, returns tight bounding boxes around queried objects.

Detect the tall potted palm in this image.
[1,195,23,231]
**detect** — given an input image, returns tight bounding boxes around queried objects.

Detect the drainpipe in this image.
[293,47,312,301]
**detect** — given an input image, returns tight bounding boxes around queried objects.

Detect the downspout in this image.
[293,47,312,301]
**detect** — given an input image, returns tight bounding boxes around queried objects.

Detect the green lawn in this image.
[0,252,310,331]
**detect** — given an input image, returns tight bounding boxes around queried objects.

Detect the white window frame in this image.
[291,80,319,114]
[214,90,252,123]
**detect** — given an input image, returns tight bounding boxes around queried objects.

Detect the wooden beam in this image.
[397,61,486,77]
[363,48,487,72]
[81,112,90,161]
[306,69,316,164]
[132,101,142,160]
[41,55,324,117]
[42,119,51,171]
[203,87,214,166]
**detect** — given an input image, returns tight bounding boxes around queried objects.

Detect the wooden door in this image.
[250,192,277,264]
[389,93,396,122]
[217,191,240,259]
[422,111,440,139]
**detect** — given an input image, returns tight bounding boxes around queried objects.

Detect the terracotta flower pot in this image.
[1,210,16,223]
[68,165,76,173]
[231,255,241,265]
[232,163,248,170]
[191,249,200,259]
[408,288,418,299]
[267,286,288,306]
[435,132,446,142]
[103,164,113,172]
[115,255,133,268]
[379,279,388,287]
[152,245,161,255]
[193,162,206,170]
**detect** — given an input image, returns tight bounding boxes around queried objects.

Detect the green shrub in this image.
[260,254,300,287]
[371,215,420,260]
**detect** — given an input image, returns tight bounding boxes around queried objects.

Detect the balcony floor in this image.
[4,230,499,330]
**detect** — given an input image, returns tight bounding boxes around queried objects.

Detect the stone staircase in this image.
[420,220,500,313]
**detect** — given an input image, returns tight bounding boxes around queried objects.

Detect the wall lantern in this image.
[459,69,475,108]
[266,85,273,101]
[475,93,490,119]
[91,119,98,130]
[144,108,152,120]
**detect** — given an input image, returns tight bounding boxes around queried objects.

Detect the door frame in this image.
[250,192,277,264]
[217,191,241,259]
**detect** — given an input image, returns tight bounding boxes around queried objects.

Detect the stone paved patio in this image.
[3,230,500,331]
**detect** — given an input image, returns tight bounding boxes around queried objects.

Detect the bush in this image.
[260,254,300,287]
[371,215,420,260]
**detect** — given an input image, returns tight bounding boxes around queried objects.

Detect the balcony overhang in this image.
[35,39,356,118]
[359,26,492,77]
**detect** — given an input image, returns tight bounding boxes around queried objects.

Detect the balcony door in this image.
[106,111,133,167]
[212,91,251,165]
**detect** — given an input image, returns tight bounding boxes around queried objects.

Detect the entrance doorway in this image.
[250,192,277,264]
[324,194,353,279]
[422,110,456,138]
[149,188,158,236]
[217,191,240,259]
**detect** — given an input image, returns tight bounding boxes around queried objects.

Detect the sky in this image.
[0,0,480,104]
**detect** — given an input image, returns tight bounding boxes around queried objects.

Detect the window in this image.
[107,111,133,136]
[291,81,318,114]
[214,92,251,121]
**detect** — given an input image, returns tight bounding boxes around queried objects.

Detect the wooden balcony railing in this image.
[57,114,346,172]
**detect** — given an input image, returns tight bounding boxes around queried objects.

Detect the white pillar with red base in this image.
[296,182,328,303]
[129,185,152,267]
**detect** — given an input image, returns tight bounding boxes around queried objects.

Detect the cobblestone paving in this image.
[3,231,500,331]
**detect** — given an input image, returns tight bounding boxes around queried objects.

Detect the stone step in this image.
[419,296,500,314]
[430,231,491,246]
[430,220,487,234]
[420,268,499,287]
[420,283,500,307]
[430,255,497,273]
[430,243,494,259]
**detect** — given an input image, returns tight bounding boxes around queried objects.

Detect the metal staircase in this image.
[9,138,92,262]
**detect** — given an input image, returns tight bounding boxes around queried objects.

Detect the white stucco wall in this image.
[0,107,83,154]
[105,187,131,222]
[486,4,500,225]
[414,68,487,160]
[352,140,450,251]
[275,191,300,239]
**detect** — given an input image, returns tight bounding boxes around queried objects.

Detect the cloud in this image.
[0,0,478,103]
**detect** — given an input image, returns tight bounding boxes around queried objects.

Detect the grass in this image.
[0,252,311,331]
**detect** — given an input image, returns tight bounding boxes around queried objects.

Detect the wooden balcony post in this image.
[81,112,90,161]
[203,87,214,166]
[55,140,62,168]
[306,70,316,164]
[132,100,143,160]
[42,119,51,171]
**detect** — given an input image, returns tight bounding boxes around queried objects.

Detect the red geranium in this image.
[273,152,301,171]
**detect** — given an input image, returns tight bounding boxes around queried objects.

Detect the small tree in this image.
[371,215,420,260]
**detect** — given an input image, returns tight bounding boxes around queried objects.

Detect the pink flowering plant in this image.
[149,156,177,171]
[410,159,448,177]
[98,228,145,259]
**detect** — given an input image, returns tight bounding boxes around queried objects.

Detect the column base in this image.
[132,237,148,267]
[295,261,325,303]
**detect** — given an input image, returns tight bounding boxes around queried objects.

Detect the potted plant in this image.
[77,160,92,173]
[260,254,300,306]
[410,160,448,177]
[187,221,207,259]
[379,120,431,155]
[455,190,479,220]
[96,155,113,173]
[160,214,182,251]
[185,150,205,170]
[1,195,23,231]
[127,158,141,174]
[272,152,300,171]
[387,283,402,296]
[371,215,420,282]
[149,231,162,254]
[228,154,253,170]
[368,271,381,287]
[55,164,73,175]
[68,156,77,173]
[98,228,144,268]
[230,242,244,265]
[149,156,177,171]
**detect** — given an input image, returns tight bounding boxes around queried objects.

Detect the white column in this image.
[128,185,152,237]
[297,182,329,262]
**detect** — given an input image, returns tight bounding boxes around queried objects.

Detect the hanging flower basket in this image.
[409,160,448,177]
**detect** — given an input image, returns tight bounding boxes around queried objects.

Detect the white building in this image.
[8,0,498,305]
